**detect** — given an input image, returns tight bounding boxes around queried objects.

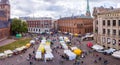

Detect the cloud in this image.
[9,0,119,19]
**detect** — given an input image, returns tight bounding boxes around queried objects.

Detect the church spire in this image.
[86,0,91,16]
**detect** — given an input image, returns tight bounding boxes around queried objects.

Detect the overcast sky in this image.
[10,0,120,19]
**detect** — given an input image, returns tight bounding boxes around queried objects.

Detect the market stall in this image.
[45,52,54,61]
[30,40,35,44]
[64,50,76,60]
[0,53,6,59]
[92,44,104,51]
[26,43,31,48]
[87,42,93,48]
[73,49,82,56]
[112,51,120,58]
[35,51,42,60]
[4,50,13,57]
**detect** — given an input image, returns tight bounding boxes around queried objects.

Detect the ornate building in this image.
[0,0,10,41]
[93,6,120,50]
[57,0,93,35]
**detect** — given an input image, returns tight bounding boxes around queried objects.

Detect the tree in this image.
[11,18,28,35]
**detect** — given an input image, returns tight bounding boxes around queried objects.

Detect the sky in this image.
[10,0,120,19]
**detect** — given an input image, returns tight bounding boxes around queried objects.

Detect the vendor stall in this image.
[92,44,104,51]
[44,52,54,61]
[4,50,13,57]
[73,49,82,56]
[112,51,120,58]
[35,51,42,60]
[87,42,93,48]
[30,40,35,44]
[64,50,76,60]
[0,53,6,59]
[26,43,31,48]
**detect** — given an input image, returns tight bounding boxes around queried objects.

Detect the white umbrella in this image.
[30,40,35,44]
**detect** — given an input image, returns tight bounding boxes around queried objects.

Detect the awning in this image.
[92,44,103,51]
[112,51,120,58]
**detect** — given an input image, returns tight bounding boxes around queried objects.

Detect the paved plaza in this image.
[0,33,120,65]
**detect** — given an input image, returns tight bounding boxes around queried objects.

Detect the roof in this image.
[0,0,9,4]
[0,10,6,17]
[0,21,9,28]
[59,15,92,20]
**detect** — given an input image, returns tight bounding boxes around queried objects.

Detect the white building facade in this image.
[93,7,120,50]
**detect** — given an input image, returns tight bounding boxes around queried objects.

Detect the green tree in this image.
[11,18,28,35]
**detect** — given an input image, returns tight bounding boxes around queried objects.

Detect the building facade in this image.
[93,7,120,50]
[20,17,54,33]
[57,0,93,35]
[58,16,93,35]
[0,0,10,41]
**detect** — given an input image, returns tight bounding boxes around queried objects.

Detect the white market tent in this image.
[60,42,68,50]
[30,40,35,44]
[64,50,76,60]
[35,51,42,59]
[112,51,120,58]
[4,50,13,57]
[0,53,6,59]
[44,45,52,52]
[71,47,78,50]
[45,52,54,60]
[104,48,116,54]
[59,36,64,41]
[92,44,104,51]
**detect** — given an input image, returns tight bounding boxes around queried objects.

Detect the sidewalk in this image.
[0,39,16,47]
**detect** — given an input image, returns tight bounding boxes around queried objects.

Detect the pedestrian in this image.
[98,57,102,61]
[94,60,97,63]
[81,61,83,64]
[30,61,33,65]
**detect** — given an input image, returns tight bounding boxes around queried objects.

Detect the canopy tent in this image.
[71,47,78,50]
[104,48,116,54]
[60,43,68,50]
[26,43,31,48]
[59,36,64,41]
[4,50,13,57]
[30,40,35,44]
[64,50,76,60]
[45,52,54,60]
[0,53,6,59]
[44,45,52,52]
[69,33,73,36]
[87,42,93,48]
[73,49,82,56]
[16,34,22,38]
[92,44,104,51]
[35,51,42,59]
[37,45,45,53]
[112,51,120,58]
[74,33,79,36]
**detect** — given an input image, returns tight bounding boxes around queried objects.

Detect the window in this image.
[96,20,98,24]
[103,20,105,26]
[102,37,106,43]
[107,20,110,26]
[103,29,106,34]
[113,29,116,35]
[112,39,116,45]
[107,38,111,44]
[119,40,120,46]
[119,30,120,36]
[107,29,110,35]
[119,20,120,26]
[113,20,116,26]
